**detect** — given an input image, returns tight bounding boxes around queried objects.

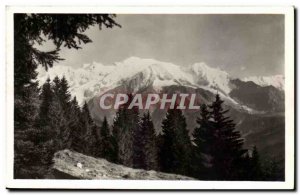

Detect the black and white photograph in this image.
[5,6,295,190]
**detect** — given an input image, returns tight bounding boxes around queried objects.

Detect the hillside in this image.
[51,150,194,180]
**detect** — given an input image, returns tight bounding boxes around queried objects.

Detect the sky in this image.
[45,14,284,78]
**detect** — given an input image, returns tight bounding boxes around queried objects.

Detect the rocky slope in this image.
[51,149,194,180]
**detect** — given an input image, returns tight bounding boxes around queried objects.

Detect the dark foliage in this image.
[159,106,192,176]
[140,112,159,171]
[14,13,119,178]
[191,104,215,179]
[112,94,140,167]
[208,94,248,180]
[96,117,116,162]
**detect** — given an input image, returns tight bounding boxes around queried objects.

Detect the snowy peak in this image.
[190,62,229,80]
[112,56,192,83]
[188,62,231,94]
[103,57,195,92]
[242,75,284,90]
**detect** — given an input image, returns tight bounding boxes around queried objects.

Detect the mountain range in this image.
[37,57,284,107]
[37,57,285,165]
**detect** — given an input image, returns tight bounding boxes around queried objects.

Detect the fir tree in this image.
[112,94,140,167]
[51,77,74,150]
[159,106,192,176]
[48,91,69,151]
[98,117,116,162]
[140,112,159,171]
[132,113,145,169]
[69,97,85,153]
[57,76,72,113]
[80,101,99,155]
[36,77,53,127]
[209,94,247,180]
[111,109,122,163]
[192,104,215,179]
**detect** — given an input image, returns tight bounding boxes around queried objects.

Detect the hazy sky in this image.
[48,14,284,78]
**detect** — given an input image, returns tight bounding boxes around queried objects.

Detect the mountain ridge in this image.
[37,57,284,107]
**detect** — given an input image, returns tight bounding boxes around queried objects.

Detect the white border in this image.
[6,6,295,190]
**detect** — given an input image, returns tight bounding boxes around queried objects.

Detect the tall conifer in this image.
[112,94,140,167]
[36,77,53,127]
[192,104,216,179]
[98,117,116,162]
[140,112,159,170]
[209,94,247,180]
[159,106,192,175]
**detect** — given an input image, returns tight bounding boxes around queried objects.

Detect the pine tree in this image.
[68,97,85,153]
[36,77,53,127]
[50,77,74,150]
[112,94,140,167]
[57,76,72,112]
[209,94,247,180]
[80,101,99,155]
[132,112,144,169]
[35,77,57,174]
[48,90,69,151]
[97,117,116,162]
[159,106,192,176]
[192,104,215,179]
[111,109,122,163]
[140,112,159,171]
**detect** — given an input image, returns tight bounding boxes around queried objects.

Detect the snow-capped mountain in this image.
[187,62,231,94]
[37,57,234,104]
[242,75,284,90]
[37,56,284,113]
